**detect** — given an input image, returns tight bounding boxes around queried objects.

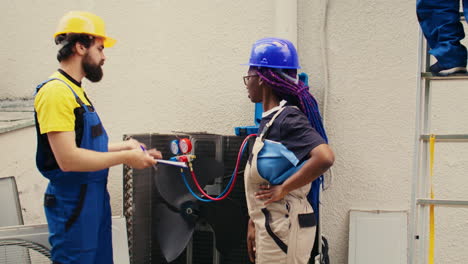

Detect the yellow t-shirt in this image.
[34,71,92,134]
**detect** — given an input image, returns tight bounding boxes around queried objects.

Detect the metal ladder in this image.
[409,13,468,264]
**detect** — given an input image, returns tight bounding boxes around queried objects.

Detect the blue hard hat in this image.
[244,37,301,69]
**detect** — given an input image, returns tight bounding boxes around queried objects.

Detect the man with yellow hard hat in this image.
[34,11,162,263]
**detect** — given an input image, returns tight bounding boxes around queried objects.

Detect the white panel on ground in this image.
[348,210,407,264]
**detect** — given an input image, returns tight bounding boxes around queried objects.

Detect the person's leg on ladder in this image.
[417,0,467,74]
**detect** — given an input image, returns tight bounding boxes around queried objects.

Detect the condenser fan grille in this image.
[124,133,250,264]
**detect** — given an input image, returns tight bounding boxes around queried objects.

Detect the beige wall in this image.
[302,1,417,263]
[2,0,468,262]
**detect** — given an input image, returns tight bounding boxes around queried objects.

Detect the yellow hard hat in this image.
[54,11,116,48]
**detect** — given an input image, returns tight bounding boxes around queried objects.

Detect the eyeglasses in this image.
[243,75,259,85]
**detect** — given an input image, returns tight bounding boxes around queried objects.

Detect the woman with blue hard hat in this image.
[243,37,334,264]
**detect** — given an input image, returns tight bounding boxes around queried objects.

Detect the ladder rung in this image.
[420,134,468,141]
[417,199,468,207]
[422,72,468,80]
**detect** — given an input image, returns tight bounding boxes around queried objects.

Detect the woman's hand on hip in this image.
[255,184,287,206]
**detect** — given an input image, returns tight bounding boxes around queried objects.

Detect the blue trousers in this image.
[417,0,468,68]
[45,181,113,264]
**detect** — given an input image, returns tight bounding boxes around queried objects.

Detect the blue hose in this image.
[181,141,249,202]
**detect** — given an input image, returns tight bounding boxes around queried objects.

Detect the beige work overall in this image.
[244,107,316,264]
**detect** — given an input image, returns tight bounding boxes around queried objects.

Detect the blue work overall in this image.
[35,79,113,264]
[416,0,468,68]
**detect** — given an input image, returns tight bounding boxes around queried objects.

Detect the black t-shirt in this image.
[258,106,326,162]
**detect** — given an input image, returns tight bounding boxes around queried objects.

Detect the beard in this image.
[82,53,103,82]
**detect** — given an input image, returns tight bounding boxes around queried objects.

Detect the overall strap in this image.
[35,78,91,113]
[259,106,287,141]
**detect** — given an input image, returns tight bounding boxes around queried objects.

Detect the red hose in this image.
[189,134,256,201]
